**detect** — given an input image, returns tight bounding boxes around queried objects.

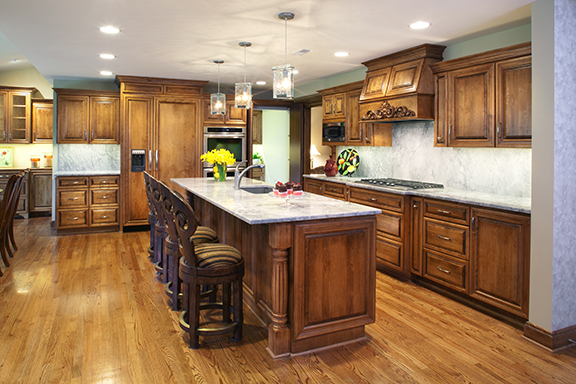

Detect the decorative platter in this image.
[336,148,360,176]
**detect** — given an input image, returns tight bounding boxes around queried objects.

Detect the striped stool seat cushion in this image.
[184,243,243,269]
[191,226,219,245]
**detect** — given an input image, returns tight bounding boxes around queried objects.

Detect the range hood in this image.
[358,44,445,123]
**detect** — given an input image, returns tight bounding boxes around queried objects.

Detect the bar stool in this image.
[143,172,156,261]
[170,189,244,349]
[157,180,219,310]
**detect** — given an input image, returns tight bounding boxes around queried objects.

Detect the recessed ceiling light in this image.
[293,49,312,56]
[10,59,18,63]
[99,53,116,60]
[334,52,349,57]
[256,81,267,85]
[100,71,113,76]
[100,26,120,34]
[410,21,430,30]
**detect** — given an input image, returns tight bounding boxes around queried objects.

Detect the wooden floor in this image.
[1,217,575,384]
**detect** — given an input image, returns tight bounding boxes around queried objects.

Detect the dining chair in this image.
[0,173,21,272]
[6,170,28,256]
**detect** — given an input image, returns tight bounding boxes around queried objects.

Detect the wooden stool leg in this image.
[189,280,201,349]
[169,245,180,311]
[232,278,243,343]
[162,241,169,284]
[222,283,231,323]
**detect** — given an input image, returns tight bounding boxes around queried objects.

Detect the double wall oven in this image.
[202,126,247,178]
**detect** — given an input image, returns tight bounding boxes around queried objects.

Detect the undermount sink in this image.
[240,186,273,194]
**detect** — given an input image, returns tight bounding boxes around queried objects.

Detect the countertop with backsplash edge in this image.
[303,174,531,214]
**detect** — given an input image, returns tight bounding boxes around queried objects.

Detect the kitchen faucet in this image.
[234,161,266,190]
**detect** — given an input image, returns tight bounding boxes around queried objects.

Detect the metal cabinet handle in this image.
[91,130,94,141]
[448,125,452,138]
[437,266,451,274]
[9,132,11,140]
[497,122,503,139]
[67,197,79,200]
[99,196,110,199]
[100,215,109,219]
[155,150,159,172]
[437,209,451,214]
[437,235,451,241]
[149,150,152,171]
[68,217,79,220]
[472,216,476,234]
[84,130,87,140]
[368,197,378,201]
[413,204,418,208]
[2,131,5,140]
[73,181,79,184]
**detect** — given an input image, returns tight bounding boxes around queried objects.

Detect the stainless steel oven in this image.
[202,126,246,175]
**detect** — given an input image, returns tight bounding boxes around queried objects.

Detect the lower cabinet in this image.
[30,168,52,214]
[302,178,349,200]
[57,175,119,230]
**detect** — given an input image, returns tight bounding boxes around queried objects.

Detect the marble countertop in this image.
[304,174,531,214]
[171,177,381,225]
[54,170,121,176]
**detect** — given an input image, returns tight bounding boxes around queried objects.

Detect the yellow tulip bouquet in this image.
[200,148,236,181]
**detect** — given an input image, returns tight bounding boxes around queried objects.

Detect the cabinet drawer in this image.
[91,189,118,205]
[58,177,89,188]
[424,251,467,291]
[349,187,404,212]
[424,199,469,225]
[304,179,323,195]
[376,211,402,240]
[323,181,347,200]
[91,208,118,225]
[376,236,403,269]
[424,219,468,259]
[58,190,88,208]
[58,209,88,228]
[91,176,119,187]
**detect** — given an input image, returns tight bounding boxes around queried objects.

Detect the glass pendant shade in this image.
[235,82,252,109]
[272,65,294,99]
[210,92,226,115]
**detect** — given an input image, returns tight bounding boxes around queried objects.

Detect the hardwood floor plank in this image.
[0,217,575,384]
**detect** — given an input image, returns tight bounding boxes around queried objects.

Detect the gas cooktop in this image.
[356,178,444,190]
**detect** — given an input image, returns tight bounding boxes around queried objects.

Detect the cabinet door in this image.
[303,179,323,195]
[496,56,532,148]
[155,97,202,197]
[122,95,154,226]
[470,208,530,319]
[90,96,119,144]
[332,93,346,118]
[346,90,363,145]
[385,59,424,97]
[202,97,225,126]
[32,101,53,143]
[8,91,31,143]
[0,91,6,143]
[30,171,53,212]
[448,64,494,147]
[225,100,247,125]
[322,95,334,118]
[58,95,89,143]
[434,73,448,147]
[360,67,391,101]
[410,198,424,275]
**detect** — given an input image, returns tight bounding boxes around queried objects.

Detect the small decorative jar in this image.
[324,155,338,177]
[30,156,41,168]
[44,153,53,167]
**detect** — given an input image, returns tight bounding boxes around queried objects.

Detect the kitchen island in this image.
[171,177,380,358]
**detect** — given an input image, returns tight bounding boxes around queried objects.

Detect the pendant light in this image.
[210,60,226,115]
[272,12,295,99]
[235,42,252,109]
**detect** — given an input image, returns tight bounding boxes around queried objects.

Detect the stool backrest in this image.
[157,180,179,243]
[6,170,27,224]
[0,173,20,232]
[148,174,167,226]
[143,172,157,217]
[169,188,200,267]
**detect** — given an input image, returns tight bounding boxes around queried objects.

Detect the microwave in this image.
[322,122,345,142]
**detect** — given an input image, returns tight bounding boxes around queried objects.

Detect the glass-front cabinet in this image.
[0,87,37,143]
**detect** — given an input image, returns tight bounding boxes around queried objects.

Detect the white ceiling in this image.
[0,0,533,96]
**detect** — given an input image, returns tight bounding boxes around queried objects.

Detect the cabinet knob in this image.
[413,204,417,208]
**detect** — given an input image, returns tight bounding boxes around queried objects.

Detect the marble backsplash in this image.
[338,121,531,198]
[58,144,121,172]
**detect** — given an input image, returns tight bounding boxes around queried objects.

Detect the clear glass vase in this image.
[214,163,226,182]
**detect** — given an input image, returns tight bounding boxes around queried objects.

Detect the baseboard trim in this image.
[523,322,576,353]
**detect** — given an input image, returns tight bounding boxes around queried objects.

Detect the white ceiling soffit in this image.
[0,0,532,90]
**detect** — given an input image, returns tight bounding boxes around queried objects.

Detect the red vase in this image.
[324,156,337,177]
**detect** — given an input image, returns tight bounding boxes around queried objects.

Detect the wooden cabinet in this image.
[432,42,531,148]
[349,186,409,277]
[30,168,52,214]
[302,178,348,200]
[303,178,323,195]
[319,81,392,147]
[57,175,119,230]
[118,76,208,227]
[421,199,470,293]
[55,89,119,144]
[322,93,345,119]
[202,97,247,126]
[0,87,37,143]
[470,208,530,319]
[0,169,28,217]
[409,197,424,275]
[31,99,53,143]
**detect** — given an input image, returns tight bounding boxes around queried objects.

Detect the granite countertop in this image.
[304,174,531,214]
[171,177,381,225]
[54,170,121,177]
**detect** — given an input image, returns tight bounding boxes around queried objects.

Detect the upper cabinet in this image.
[432,42,531,148]
[202,97,247,126]
[319,81,392,147]
[0,86,38,143]
[55,89,120,144]
[31,99,53,143]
